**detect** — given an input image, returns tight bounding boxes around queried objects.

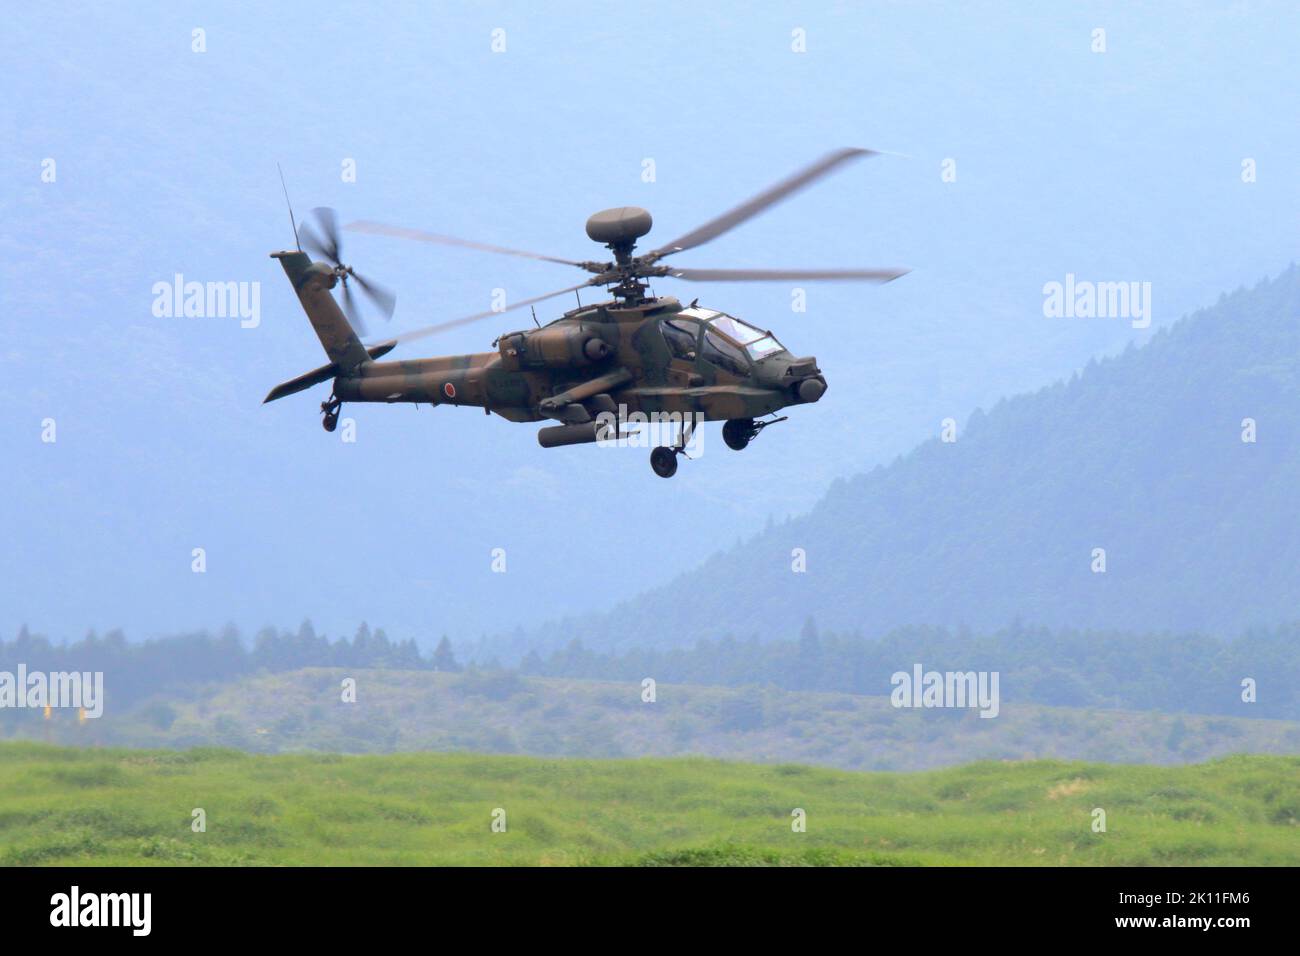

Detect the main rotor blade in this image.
[651,147,876,258]
[382,281,596,345]
[665,266,910,283]
[346,220,585,268]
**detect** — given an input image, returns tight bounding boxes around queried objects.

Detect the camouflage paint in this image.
[266,252,827,431]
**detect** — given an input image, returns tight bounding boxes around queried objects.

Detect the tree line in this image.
[520,618,1300,721]
[4,618,1296,721]
[0,622,461,712]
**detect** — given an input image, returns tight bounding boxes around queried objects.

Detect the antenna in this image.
[277,163,301,251]
[530,305,539,328]
[575,289,583,308]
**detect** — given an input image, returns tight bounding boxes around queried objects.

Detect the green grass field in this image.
[1,743,1296,865]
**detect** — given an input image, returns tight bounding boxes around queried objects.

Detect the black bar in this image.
[0,866,1283,942]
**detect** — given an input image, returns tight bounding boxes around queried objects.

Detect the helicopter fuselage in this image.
[269,147,903,476]
[331,295,827,426]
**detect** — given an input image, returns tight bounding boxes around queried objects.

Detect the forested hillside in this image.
[6,619,1296,720]
[11,668,1300,772]
[5,625,1297,770]
[530,268,1300,652]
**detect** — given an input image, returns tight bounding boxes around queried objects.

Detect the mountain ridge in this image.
[513,266,1300,655]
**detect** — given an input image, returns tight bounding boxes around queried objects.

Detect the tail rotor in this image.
[299,206,396,338]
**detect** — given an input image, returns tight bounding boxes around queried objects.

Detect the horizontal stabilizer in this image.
[263,341,397,403]
[263,362,337,403]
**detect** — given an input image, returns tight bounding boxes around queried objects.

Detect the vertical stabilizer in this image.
[271,251,371,369]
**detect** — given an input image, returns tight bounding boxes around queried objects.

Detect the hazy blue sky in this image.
[3,1,1297,645]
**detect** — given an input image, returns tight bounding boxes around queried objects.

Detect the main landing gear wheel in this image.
[650,446,678,478]
[321,396,341,433]
[723,415,788,450]
[723,418,755,451]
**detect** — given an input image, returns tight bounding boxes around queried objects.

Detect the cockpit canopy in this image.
[666,307,786,374]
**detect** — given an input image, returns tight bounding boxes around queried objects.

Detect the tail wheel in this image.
[321,395,341,432]
[650,446,678,478]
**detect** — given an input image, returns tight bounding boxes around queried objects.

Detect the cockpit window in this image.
[709,315,760,343]
[696,311,786,360]
[741,333,783,359]
[702,330,749,375]
[661,319,699,360]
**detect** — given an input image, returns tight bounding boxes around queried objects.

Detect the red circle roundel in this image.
[443,382,456,399]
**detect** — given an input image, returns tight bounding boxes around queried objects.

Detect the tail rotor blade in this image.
[353,271,397,321]
[302,207,342,264]
[340,278,370,338]
[315,207,342,262]
[298,221,329,263]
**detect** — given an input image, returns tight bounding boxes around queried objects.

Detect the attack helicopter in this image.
[264,148,908,477]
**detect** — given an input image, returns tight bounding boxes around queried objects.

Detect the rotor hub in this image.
[581,207,663,301]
